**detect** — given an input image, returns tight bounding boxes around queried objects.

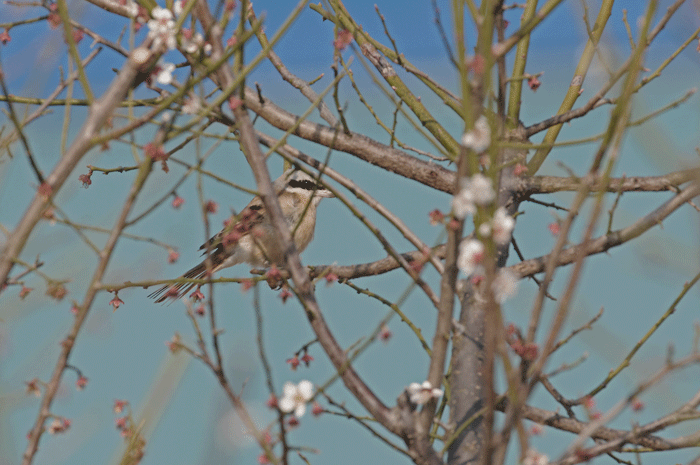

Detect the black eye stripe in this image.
[289,179,327,191]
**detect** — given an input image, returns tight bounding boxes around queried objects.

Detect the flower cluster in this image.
[147,7,177,50]
[451,173,495,220]
[406,381,443,405]
[452,172,519,302]
[143,4,212,87]
[151,59,175,85]
[478,207,515,246]
[181,28,209,54]
[458,245,518,303]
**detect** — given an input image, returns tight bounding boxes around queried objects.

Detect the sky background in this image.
[1,1,700,464]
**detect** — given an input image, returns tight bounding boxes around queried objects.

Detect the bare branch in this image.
[0,47,146,289]
[512,181,700,279]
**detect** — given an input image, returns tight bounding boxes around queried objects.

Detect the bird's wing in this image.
[198,202,265,252]
[197,168,298,251]
[148,202,266,303]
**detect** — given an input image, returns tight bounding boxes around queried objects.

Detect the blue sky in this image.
[1,1,699,464]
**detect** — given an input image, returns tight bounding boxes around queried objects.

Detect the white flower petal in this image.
[279,396,295,413]
[462,115,491,152]
[492,269,519,303]
[478,222,491,237]
[154,61,175,85]
[125,1,138,17]
[493,207,515,245]
[452,188,475,219]
[297,380,314,401]
[458,239,484,276]
[469,174,495,205]
[282,381,296,398]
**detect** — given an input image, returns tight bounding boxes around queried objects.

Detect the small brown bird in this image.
[149,168,333,302]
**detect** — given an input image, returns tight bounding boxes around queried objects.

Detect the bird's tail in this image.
[147,262,209,303]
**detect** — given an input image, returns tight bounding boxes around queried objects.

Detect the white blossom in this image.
[147,7,177,50]
[523,448,549,465]
[182,32,205,54]
[452,174,495,219]
[124,0,139,17]
[468,174,495,205]
[452,187,475,219]
[173,0,183,16]
[478,222,491,237]
[492,269,519,303]
[458,239,484,276]
[153,60,175,85]
[131,47,150,66]
[492,207,515,245]
[182,96,201,114]
[407,381,443,405]
[279,380,313,417]
[461,115,491,153]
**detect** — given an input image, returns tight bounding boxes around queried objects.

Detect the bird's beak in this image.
[318,188,335,199]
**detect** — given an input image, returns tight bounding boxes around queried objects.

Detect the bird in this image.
[148,167,333,303]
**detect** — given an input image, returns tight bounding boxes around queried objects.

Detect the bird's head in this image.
[276,168,334,199]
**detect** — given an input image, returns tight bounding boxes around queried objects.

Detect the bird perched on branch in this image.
[149,168,333,303]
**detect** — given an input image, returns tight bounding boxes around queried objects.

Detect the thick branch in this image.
[242,86,457,193]
[521,168,700,194]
